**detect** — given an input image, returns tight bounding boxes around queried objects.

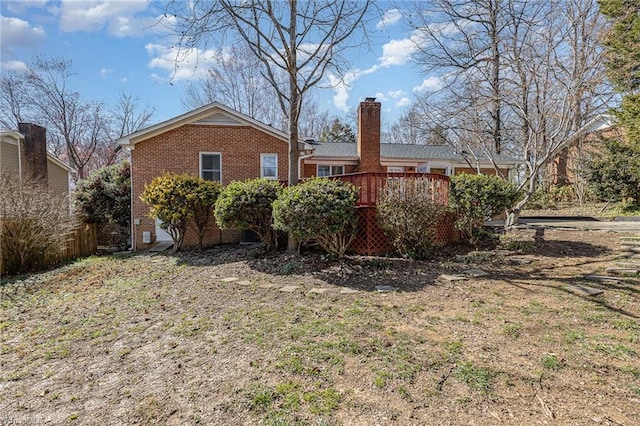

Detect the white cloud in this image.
[57,0,171,37]
[326,28,427,111]
[146,43,219,81]
[396,97,411,107]
[376,9,402,29]
[413,76,444,93]
[327,63,382,112]
[108,14,173,37]
[99,68,113,78]
[0,15,45,56]
[379,31,424,67]
[328,70,360,113]
[3,1,49,14]
[388,89,406,99]
[0,60,28,71]
[374,90,406,103]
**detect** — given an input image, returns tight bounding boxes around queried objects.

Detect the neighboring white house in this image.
[1,127,72,194]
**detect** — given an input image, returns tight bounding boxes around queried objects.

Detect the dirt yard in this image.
[1,228,638,425]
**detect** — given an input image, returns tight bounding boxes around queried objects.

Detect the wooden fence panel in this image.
[1,223,97,276]
[49,222,98,265]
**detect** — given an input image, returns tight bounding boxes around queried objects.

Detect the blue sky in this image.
[0,1,442,130]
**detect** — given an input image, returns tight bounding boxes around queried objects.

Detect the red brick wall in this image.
[302,162,316,179]
[356,99,384,173]
[131,124,288,250]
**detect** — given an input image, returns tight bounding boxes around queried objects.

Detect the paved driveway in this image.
[487,217,640,233]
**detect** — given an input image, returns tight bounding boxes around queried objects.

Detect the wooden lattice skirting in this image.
[351,207,460,255]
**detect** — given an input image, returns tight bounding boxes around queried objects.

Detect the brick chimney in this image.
[18,123,48,185]
[357,97,384,173]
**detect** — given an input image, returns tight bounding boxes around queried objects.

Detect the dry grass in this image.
[1,229,639,425]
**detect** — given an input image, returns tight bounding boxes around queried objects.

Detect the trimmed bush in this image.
[189,179,222,248]
[75,161,131,247]
[449,174,518,245]
[140,173,221,251]
[273,177,358,257]
[377,177,449,259]
[1,172,77,275]
[214,178,282,250]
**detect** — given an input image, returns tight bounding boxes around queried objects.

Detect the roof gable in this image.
[117,102,288,148]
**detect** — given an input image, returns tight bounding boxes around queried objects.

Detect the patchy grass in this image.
[0,229,639,424]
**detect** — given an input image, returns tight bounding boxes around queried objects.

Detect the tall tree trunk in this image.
[490,0,502,155]
[286,0,300,251]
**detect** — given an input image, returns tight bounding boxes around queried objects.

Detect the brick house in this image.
[304,98,519,179]
[116,102,292,251]
[0,123,71,194]
[548,114,619,188]
[119,99,518,251]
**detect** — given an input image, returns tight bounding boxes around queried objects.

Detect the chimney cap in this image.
[364,97,376,102]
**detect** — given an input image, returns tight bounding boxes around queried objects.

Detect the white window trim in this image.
[199,151,222,182]
[386,166,404,173]
[317,164,344,177]
[260,153,278,180]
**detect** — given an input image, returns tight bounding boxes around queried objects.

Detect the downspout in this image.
[298,153,314,180]
[17,134,23,181]
[127,145,135,251]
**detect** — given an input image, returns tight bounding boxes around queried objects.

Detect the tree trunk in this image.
[490,0,502,155]
[286,1,299,252]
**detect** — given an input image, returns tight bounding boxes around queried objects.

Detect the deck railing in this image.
[330,172,450,206]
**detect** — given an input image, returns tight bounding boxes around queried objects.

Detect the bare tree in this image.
[384,101,447,145]
[166,0,374,185]
[17,56,111,179]
[182,46,285,129]
[406,0,611,224]
[502,0,610,224]
[0,57,154,178]
[88,92,156,170]
[297,99,331,141]
[112,92,155,139]
[410,0,509,154]
[0,71,26,129]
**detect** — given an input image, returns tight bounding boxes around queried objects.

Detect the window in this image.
[317,165,344,177]
[387,166,404,173]
[261,154,278,180]
[200,152,221,182]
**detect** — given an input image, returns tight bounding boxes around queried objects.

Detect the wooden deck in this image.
[329,172,457,255]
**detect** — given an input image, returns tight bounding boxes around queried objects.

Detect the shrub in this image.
[525,188,557,210]
[273,177,358,257]
[189,179,222,248]
[75,161,131,246]
[214,178,282,250]
[376,177,449,259]
[586,138,640,207]
[1,173,77,275]
[449,174,518,245]
[140,173,220,251]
